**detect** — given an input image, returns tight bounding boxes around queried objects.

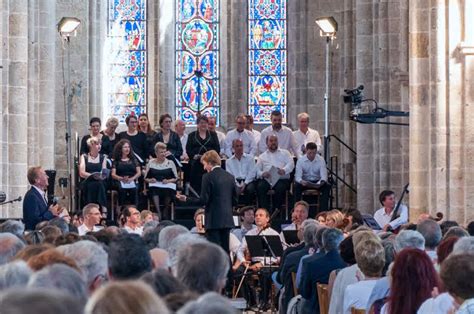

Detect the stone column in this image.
[2,0,29,218]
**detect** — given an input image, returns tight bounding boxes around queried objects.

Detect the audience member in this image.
[149,248,170,270]
[0,220,25,239]
[84,280,170,314]
[0,233,26,265]
[0,260,32,289]
[283,201,309,231]
[14,244,53,262]
[467,221,474,236]
[443,226,469,239]
[159,225,190,251]
[440,220,459,236]
[417,218,442,262]
[27,249,80,272]
[121,205,143,235]
[78,203,103,236]
[190,208,205,234]
[141,268,187,297]
[143,227,161,249]
[177,292,236,314]
[108,234,152,280]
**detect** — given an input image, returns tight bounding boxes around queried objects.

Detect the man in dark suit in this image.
[23,166,60,230]
[177,150,237,253]
[299,228,346,314]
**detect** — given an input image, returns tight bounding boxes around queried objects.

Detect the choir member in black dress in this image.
[78,137,108,211]
[100,116,119,156]
[111,139,142,210]
[118,115,149,163]
[80,117,111,155]
[186,115,220,192]
[138,113,157,156]
[144,142,178,220]
[152,113,183,162]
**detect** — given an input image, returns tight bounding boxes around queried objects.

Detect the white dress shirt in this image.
[256,148,294,180]
[225,153,257,185]
[215,130,226,153]
[293,128,322,153]
[237,227,282,264]
[259,126,301,158]
[77,224,103,236]
[33,185,48,205]
[124,225,144,235]
[229,232,241,263]
[180,133,188,158]
[223,129,257,157]
[373,205,408,230]
[418,292,455,314]
[329,264,362,314]
[342,279,378,314]
[294,154,328,183]
[232,224,257,242]
[250,129,261,146]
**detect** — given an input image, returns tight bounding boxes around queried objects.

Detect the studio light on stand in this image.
[315,16,337,163]
[58,17,81,213]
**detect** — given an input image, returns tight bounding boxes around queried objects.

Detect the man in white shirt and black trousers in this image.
[294,142,330,215]
[225,139,257,205]
[223,114,257,158]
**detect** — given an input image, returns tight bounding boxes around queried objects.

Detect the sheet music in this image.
[149,181,176,190]
[265,166,281,187]
[120,181,137,189]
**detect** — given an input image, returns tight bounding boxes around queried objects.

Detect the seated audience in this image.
[111,139,141,207]
[148,248,169,270]
[27,249,80,272]
[153,113,183,162]
[141,268,187,297]
[283,201,309,231]
[0,233,26,266]
[293,112,322,154]
[316,211,327,225]
[27,264,87,301]
[118,115,149,163]
[381,248,439,314]
[121,205,143,235]
[0,288,83,314]
[84,280,170,314]
[258,110,300,157]
[325,209,346,230]
[223,114,257,158]
[342,208,364,232]
[417,218,442,262]
[190,208,205,234]
[175,242,230,294]
[436,236,460,266]
[80,117,111,155]
[232,206,257,242]
[294,142,330,214]
[256,134,294,212]
[443,226,469,239]
[141,210,154,225]
[144,142,178,220]
[225,139,257,205]
[23,166,61,230]
[374,190,409,232]
[185,115,220,192]
[78,203,103,236]
[440,220,459,236]
[0,260,32,289]
[342,239,385,313]
[178,292,236,314]
[159,225,190,251]
[108,234,152,280]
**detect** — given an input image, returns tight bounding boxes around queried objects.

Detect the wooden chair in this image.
[317,283,329,314]
[351,307,366,314]
[291,272,298,296]
[266,189,290,220]
[301,189,321,213]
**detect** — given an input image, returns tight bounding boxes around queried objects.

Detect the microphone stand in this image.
[0,196,22,206]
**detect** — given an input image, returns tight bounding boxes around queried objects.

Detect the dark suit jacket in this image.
[22,187,54,230]
[153,131,183,161]
[191,167,237,230]
[299,250,347,314]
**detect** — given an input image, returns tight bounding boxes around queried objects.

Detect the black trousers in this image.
[237,181,257,205]
[206,228,231,254]
[294,182,331,216]
[256,179,290,213]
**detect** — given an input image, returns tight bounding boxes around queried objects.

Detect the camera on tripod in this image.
[343,85,364,106]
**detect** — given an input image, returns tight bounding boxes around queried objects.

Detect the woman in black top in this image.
[80,117,111,155]
[138,113,157,156]
[186,115,220,192]
[78,136,108,211]
[100,116,119,156]
[118,115,149,163]
[153,113,183,162]
[111,139,142,209]
[144,142,178,220]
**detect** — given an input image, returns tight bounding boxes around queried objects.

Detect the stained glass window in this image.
[248,0,287,124]
[176,0,220,125]
[106,0,147,123]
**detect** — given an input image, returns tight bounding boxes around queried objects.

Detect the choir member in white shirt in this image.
[225,139,257,205]
[77,203,103,236]
[121,205,143,235]
[175,119,189,161]
[373,190,408,232]
[208,116,226,155]
[294,142,330,214]
[293,112,322,155]
[245,114,261,146]
[223,114,257,158]
[258,110,301,158]
[256,134,294,213]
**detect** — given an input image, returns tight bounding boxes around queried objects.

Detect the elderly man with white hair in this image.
[293,112,322,155]
[57,240,108,292]
[0,233,26,265]
[0,260,32,289]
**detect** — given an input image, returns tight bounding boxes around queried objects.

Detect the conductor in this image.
[177,150,238,253]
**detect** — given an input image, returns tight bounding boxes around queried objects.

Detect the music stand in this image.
[282,230,299,245]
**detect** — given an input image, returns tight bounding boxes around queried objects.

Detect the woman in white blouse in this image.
[144,142,178,220]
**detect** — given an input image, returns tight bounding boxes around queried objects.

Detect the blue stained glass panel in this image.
[249,0,286,20]
[110,0,146,21]
[109,20,146,50]
[176,0,219,126]
[248,0,287,124]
